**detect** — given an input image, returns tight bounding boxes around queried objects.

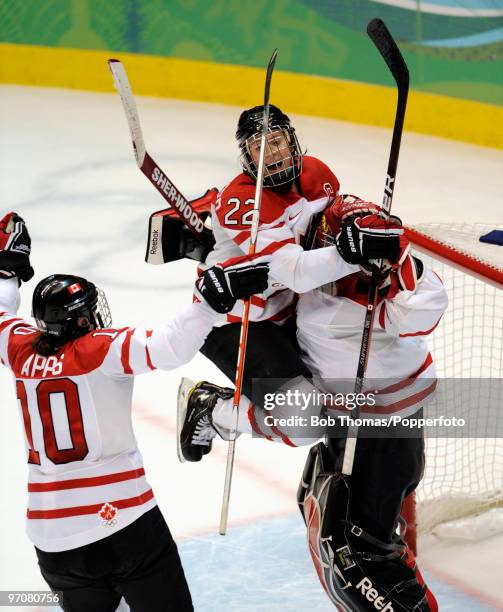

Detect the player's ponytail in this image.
[32,333,61,357]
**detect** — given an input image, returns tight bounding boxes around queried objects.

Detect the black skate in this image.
[177,378,233,463]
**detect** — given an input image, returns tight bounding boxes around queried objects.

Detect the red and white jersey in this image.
[0,278,221,552]
[297,270,449,418]
[204,156,358,324]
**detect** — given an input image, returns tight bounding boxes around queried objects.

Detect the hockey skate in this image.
[177,377,233,463]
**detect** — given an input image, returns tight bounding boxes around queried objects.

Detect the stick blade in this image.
[367,18,409,88]
[108,58,146,167]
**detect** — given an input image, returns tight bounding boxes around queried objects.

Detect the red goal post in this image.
[400,223,503,555]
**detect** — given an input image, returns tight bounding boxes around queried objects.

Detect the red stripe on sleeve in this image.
[145,330,156,371]
[399,317,443,338]
[375,353,433,395]
[121,329,135,374]
[250,295,266,308]
[364,380,437,415]
[269,423,297,447]
[268,304,294,322]
[233,230,250,246]
[226,314,241,323]
[0,317,22,333]
[247,403,273,441]
[378,302,386,329]
[260,238,296,256]
[221,238,296,268]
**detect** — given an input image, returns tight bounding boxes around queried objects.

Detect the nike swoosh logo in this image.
[287,210,301,222]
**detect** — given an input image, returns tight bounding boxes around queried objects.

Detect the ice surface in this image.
[0,84,502,610]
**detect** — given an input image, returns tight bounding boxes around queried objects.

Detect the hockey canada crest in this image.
[99,502,118,526]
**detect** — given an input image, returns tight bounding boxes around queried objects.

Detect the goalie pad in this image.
[145,188,217,264]
[297,442,436,611]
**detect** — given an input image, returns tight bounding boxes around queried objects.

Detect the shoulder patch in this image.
[300,156,340,201]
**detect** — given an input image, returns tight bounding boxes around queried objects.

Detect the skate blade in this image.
[176,377,195,463]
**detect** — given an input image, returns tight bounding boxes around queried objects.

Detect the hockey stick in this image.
[108,59,205,261]
[341,19,409,475]
[219,49,278,535]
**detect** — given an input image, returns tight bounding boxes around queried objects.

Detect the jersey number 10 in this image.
[16,378,89,465]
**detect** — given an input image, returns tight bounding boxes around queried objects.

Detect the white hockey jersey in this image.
[204,156,358,324]
[0,277,222,552]
[297,269,449,418]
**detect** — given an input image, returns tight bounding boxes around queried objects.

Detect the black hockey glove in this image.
[0,212,34,283]
[197,262,269,313]
[336,213,402,265]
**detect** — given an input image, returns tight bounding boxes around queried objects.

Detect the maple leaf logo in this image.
[99,502,118,525]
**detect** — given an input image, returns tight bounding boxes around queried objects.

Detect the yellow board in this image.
[1,43,501,149]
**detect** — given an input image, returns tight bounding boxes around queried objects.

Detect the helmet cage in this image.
[239,124,303,189]
[94,287,112,330]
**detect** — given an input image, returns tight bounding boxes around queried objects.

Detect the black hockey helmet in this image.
[32,274,112,341]
[236,104,303,190]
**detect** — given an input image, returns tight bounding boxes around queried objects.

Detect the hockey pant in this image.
[36,506,193,612]
[200,319,325,446]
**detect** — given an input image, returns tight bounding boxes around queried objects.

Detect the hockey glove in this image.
[336,213,403,265]
[0,212,34,282]
[385,255,425,298]
[331,193,383,222]
[359,225,425,297]
[197,262,269,313]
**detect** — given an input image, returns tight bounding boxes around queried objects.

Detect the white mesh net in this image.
[407,223,503,539]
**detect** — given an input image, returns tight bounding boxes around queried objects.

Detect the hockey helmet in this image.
[32,274,112,341]
[236,104,303,190]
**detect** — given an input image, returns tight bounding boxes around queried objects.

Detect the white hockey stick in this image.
[219,49,278,535]
[108,59,205,263]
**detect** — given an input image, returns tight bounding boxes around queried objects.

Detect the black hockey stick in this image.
[341,19,409,475]
[219,49,279,535]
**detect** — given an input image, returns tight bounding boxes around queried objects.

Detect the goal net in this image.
[403,223,503,550]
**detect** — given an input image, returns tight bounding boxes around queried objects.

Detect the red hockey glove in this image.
[331,193,383,221]
[0,212,34,282]
[316,194,383,249]
[196,261,269,313]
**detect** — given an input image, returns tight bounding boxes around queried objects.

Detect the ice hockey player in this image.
[178,104,402,460]
[0,212,268,612]
[296,194,446,611]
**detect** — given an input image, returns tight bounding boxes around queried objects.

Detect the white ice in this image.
[0,84,502,611]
